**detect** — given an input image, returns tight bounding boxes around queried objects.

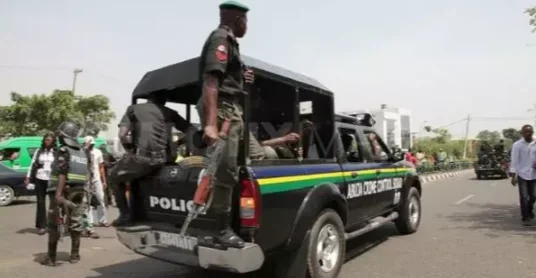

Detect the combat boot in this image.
[70,232,81,264]
[41,241,58,266]
[216,213,244,249]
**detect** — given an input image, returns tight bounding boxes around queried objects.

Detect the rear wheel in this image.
[0,185,14,206]
[395,187,421,235]
[306,209,345,278]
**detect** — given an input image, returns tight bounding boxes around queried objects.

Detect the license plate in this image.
[157,231,197,251]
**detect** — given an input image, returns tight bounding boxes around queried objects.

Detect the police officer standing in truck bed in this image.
[41,122,89,266]
[196,1,252,248]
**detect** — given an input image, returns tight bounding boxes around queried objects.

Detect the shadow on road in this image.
[467,177,508,181]
[16,228,41,235]
[8,199,35,206]
[90,225,397,277]
[32,251,72,266]
[441,203,536,237]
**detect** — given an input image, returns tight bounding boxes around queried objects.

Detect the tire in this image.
[395,187,421,235]
[306,209,345,278]
[0,185,15,206]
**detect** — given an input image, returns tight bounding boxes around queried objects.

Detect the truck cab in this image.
[115,56,422,278]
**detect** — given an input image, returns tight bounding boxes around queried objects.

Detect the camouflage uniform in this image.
[42,144,89,266]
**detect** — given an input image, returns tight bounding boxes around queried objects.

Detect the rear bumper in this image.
[475,168,506,175]
[116,225,264,273]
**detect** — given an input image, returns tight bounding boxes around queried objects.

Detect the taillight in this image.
[240,179,261,228]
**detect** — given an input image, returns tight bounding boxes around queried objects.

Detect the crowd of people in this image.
[25,133,118,244]
[403,148,458,172]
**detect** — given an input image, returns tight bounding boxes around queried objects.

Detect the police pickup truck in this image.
[116,56,422,278]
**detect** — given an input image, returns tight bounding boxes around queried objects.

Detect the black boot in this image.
[41,241,58,266]
[216,213,245,249]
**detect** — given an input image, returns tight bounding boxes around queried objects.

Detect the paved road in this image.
[1,174,536,278]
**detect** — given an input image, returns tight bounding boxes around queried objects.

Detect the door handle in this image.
[351,172,358,178]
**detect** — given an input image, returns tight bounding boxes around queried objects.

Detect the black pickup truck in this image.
[116,56,422,278]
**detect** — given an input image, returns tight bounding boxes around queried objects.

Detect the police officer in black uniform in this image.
[195,1,252,248]
[109,92,195,226]
[41,121,89,266]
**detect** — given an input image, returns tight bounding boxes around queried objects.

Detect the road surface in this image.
[1,174,535,278]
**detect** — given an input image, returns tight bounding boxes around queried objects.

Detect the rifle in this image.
[180,119,232,236]
[57,198,77,242]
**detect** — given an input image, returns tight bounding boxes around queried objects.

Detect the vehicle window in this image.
[338,128,363,162]
[28,148,39,158]
[362,131,390,162]
[1,148,21,161]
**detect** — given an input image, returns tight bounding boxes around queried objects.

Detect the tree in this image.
[476,130,501,144]
[526,6,536,32]
[431,128,451,144]
[502,128,520,142]
[0,90,115,137]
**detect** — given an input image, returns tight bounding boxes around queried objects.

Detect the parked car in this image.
[0,162,33,206]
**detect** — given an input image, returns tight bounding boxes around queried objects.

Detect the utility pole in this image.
[72,68,83,94]
[462,114,471,159]
[528,102,536,127]
[419,121,428,138]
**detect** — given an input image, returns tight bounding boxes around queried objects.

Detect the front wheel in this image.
[0,185,15,206]
[307,209,345,278]
[395,187,421,235]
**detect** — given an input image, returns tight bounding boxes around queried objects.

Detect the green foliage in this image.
[476,130,501,144]
[501,128,520,142]
[430,128,451,144]
[414,129,467,159]
[0,90,115,137]
[526,6,536,32]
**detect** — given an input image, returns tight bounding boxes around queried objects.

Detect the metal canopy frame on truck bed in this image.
[130,55,334,164]
[130,55,333,104]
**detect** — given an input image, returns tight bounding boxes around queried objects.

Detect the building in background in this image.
[342,104,412,150]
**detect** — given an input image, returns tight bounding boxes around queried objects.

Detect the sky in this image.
[1,0,536,139]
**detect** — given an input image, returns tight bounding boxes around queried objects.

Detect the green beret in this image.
[219,1,249,12]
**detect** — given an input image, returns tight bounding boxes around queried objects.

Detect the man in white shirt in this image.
[509,124,536,226]
[83,136,109,232]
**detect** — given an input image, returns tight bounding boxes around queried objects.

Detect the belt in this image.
[135,149,166,159]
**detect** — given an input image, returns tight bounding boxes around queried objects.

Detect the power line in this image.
[0,65,73,71]
[434,118,467,129]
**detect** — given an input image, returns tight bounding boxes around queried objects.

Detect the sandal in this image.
[83,231,100,239]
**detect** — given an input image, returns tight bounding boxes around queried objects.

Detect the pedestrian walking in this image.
[509,124,536,226]
[99,144,116,207]
[25,133,56,235]
[83,136,108,235]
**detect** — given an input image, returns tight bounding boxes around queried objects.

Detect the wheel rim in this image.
[0,187,12,205]
[408,196,420,226]
[315,224,340,273]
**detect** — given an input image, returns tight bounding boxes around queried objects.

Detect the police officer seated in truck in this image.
[109,92,197,226]
[341,133,360,162]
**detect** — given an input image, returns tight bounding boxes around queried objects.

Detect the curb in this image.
[419,169,472,184]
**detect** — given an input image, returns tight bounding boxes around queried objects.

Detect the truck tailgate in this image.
[137,164,219,231]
